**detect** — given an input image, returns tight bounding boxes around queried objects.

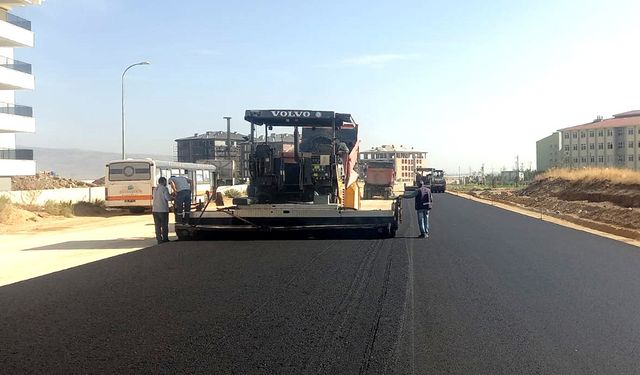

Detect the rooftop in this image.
[175,131,247,142]
[361,144,426,153]
[559,111,640,132]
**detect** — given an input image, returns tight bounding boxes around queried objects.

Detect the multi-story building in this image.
[0,1,41,191]
[536,132,561,172]
[560,111,640,171]
[536,111,640,171]
[175,131,247,164]
[359,144,427,186]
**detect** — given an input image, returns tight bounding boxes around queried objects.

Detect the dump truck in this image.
[431,169,446,193]
[363,161,395,199]
[175,109,402,239]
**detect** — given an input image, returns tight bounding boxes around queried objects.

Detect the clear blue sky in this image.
[13,0,640,172]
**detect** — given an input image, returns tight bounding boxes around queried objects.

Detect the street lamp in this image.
[121,61,150,159]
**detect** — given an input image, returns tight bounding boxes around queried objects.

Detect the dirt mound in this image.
[521,178,640,208]
[92,176,105,186]
[0,204,41,225]
[12,172,95,190]
[470,177,640,239]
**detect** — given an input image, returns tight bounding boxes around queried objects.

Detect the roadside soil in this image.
[0,204,129,233]
[12,173,95,190]
[467,177,640,240]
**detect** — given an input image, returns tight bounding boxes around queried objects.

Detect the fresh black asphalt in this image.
[2,194,640,374]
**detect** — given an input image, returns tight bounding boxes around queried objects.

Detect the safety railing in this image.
[0,102,33,117]
[0,148,33,160]
[0,55,31,74]
[0,9,31,31]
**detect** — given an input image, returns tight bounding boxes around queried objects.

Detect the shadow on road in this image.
[184,229,396,241]
[22,238,153,251]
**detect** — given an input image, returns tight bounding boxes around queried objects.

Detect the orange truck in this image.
[363,161,396,199]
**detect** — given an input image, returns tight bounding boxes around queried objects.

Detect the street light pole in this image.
[121,61,150,159]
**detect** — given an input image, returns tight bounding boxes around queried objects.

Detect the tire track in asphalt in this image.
[305,239,384,374]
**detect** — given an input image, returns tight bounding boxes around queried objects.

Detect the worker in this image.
[169,174,192,223]
[402,180,433,238]
[152,177,173,244]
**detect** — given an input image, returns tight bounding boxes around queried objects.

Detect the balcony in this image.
[0,148,32,160]
[0,55,33,89]
[0,102,34,133]
[0,158,35,176]
[0,9,34,47]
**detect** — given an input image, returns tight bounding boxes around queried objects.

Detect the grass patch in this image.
[540,168,640,184]
[223,189,243,198]
[0,196,10,212]
[43,200,74,217]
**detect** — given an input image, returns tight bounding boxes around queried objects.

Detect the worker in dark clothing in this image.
[169,175,192,223]
[402,180,433,238]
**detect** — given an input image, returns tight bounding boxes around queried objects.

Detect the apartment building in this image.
[359,144,427,185]
[0,0,41,191]
[536,111,640,171]
[560,111,640,171]
[536,132,561,172]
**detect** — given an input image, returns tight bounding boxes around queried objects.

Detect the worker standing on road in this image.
[402,180,433,238]
[152,177,173,244]
[169,174,192,223]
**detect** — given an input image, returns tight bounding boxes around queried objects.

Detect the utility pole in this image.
[515,155,520,187]
[223,116,232,157]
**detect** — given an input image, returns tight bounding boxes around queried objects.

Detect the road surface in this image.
[2,194,640,374]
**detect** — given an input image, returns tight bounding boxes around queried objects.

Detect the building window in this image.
[598,143,604,150]
[618,142,624,149]
[564,145,570,151]
[629,128,635,135]
[581,144,586,150]
[598,130,604,136]
[617,129,623,136]
[607,142,613,149]
[629,141,634,148]
[573,145,578,151]
[598,155,604,162]
[589,131,595,137]
[617,155,624,162]
[581,157,586,163]
[629,155,634,162]
[564,133,570,139]
[573,132,578,139]
[581,132,586,138]
[590,156,595,163]
[607,129,613,136]
[589,143,594,150]
[574,158,579,163]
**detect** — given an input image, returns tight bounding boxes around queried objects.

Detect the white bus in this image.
[105,159,217,213]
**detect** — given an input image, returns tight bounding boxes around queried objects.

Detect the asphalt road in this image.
[2,194,640,374]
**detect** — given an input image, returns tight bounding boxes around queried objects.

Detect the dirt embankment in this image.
[469,177,640,240]
[11,173,95,190]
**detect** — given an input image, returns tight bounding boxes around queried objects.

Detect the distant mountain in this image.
[25,147,173,180]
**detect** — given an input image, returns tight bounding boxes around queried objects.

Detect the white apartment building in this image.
[0,0,41,191]
[536,132,561,172]
[536,110,640,171]
[359,144,427,185]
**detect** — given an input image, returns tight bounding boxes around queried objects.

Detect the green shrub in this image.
[43,200,74,217]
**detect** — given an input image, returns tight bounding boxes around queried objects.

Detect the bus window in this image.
[196,170,204,183]
[108,162,151,181]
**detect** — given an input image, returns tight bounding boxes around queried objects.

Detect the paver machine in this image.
[175,110,402,239]
[431,169,447,193]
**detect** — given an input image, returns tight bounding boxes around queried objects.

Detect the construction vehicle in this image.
[405,167,433,192]
[362,161,395,199]
[431,169,446,193]
[175,110,402,239]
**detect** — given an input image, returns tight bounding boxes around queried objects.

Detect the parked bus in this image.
[105,159,217,213]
